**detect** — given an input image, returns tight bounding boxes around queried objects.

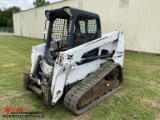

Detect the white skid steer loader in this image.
[23,6,125,115]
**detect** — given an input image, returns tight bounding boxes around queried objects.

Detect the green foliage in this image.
[0,6,21,27]
[33,0,50,7]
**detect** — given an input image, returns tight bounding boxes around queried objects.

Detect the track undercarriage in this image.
[64,62,123,115]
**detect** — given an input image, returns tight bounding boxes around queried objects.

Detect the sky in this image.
[0,0,61,10]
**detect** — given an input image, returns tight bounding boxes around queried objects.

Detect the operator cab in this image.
[45,7,101,61]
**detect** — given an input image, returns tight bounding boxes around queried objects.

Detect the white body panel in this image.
[31,43,46,74]
[66,59,106,85]
[112,31,125,67]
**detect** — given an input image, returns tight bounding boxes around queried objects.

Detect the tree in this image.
[0,6,21,27]
[33,0,50,7]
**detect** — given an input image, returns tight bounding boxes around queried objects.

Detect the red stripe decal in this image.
[84,36,108,46]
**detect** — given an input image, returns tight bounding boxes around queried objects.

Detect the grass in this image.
[0,35,160,120]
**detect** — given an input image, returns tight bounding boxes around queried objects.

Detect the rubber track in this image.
[64,62,122,115]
